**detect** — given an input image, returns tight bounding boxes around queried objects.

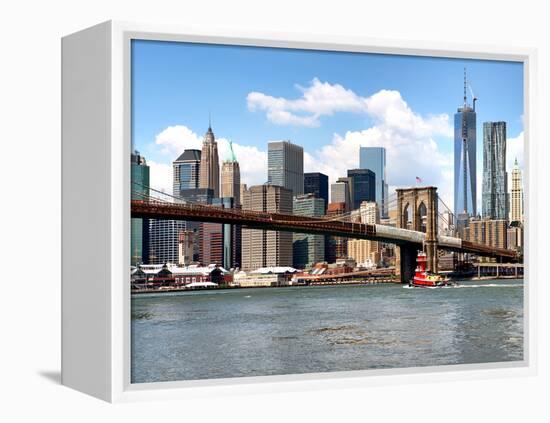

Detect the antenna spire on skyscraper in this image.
[463,67,467,106]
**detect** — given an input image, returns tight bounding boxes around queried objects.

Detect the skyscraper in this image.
[197,197,240,268]
[131,151,150,265]
[510,158,523,224]
[241,185,293,270]
[347,201,381,267]
[482,121,508,220]
[199,125,220,197]
[172,148,212,264]
[173,149,201,198]
[359,147,388,217]
[293,194,325,268]
[347,169,376,210]
[149,219,187,264]
[267,140,304,196]
[304,172,329,212]
[221,141,241,206]
[330,178,351,211]
[454,69,477,220]
[326,202,348,263]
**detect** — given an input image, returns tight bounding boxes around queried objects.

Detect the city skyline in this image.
[132,39,523,211]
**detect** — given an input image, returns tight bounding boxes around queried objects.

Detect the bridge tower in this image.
[395,186,439,282]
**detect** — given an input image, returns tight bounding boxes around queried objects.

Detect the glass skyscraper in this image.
[293,194,325,268]
[359,147,388,218]
[173,149,201,198]
[267,140,304,197]
[131,151,150,265]
[482,121,508,220]
[347,169,376,211]
[454,72,477,221]
[304,172,329,212]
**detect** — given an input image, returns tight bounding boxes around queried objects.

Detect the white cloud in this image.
[147,160,172,195]
[248,78,452,138]
[300,88,454,207]
[154,125,202,156]
[506,131,524,190]
[507,131,524,170]
[247,79,366,127]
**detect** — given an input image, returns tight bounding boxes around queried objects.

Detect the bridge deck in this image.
[131,200,517,260]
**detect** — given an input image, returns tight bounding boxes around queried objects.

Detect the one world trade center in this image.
[454,68,477,228]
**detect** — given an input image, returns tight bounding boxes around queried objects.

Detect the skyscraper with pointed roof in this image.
[510,158,523,224]
[454,68,477,223]
[199,125,220,197]
[221,140,241,205]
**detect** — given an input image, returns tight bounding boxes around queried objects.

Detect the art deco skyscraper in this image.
[510,158,523,224]
[268,140,304,196]
[199,125,220,198]
[482,121,508,220]
[221,140,241,206]
[454,69,477,221]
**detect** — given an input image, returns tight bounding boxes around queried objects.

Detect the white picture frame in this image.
[61,20,537,403]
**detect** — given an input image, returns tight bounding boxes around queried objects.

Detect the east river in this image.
[131,279,523,383]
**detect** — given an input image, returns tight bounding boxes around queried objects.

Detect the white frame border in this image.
[107,20,537,403]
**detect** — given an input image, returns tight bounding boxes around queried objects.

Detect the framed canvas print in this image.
[62,21,537,402]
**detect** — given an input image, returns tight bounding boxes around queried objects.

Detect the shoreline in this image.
[130,276,523,295]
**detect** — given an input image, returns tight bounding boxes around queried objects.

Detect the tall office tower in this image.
[267,140,304,196]
[326,202,348,263]
[454,68,477,224]
[510,158,523,224]
[241,185,293,270]
[292,194,325,269]
[359,147,388,217]
[304,172,329,212]
[482,121,508,220]
[178,187,214,263]
[331,177,351,211]
[172,149,201,198]
[221,143,241,206]
[148,219,187,264]
[199,125,220,198]
[347,201,381,267]
[131,151,150,265]
[347,169,375,210]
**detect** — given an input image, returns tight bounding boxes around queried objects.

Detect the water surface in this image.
[131,279,523,383]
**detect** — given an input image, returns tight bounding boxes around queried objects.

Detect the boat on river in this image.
[410,252,454,287]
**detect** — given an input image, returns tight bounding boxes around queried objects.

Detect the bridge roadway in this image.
[131,199,517,260]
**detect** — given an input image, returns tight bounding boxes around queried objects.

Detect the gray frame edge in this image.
[61,21,112,402]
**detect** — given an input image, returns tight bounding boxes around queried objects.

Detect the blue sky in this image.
[132,39,524,208]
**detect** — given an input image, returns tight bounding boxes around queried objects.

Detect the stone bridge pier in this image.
[395,186,439,283]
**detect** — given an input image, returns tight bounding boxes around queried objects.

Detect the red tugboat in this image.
[410,251,453,287]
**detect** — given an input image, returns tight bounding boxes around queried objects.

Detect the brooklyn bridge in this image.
[131,184,518,283]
